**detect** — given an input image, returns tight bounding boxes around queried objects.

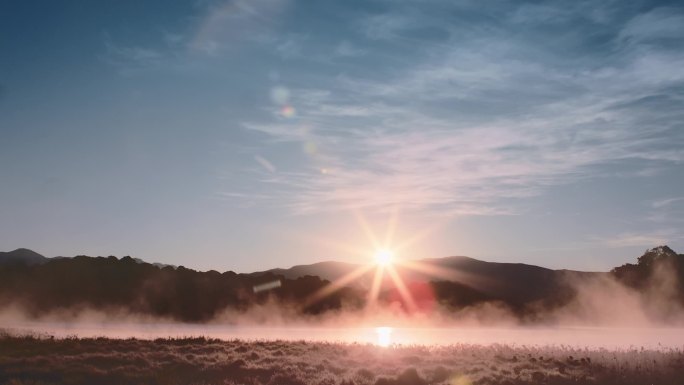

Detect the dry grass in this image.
[1,333,683,385]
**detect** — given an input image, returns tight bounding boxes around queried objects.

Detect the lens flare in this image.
[374,249,394,266]
[450,375,473,385]
[375,326,393,347]
[270,86,290,104]
[304,141,317,155]
[280,105,296,118]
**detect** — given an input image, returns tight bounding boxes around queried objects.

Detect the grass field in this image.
[1,333,683,385]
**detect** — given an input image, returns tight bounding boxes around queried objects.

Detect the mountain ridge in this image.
[0,248,48,266]
[2,246,680,281]
[1,245,682,323]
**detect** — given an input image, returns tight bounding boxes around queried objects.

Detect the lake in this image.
[4,322,684,350]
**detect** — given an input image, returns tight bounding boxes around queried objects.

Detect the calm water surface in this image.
[4,322,684,350]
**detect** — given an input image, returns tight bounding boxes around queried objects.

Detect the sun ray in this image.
[383,206,400,248]
[289,208,465,314]
[393,218,451,254]
[304,264,374,307]
[374,249,394,266]
[395,259,496,289]
[307,238,369,260]
[365,265,385,311]
[353,209,381,249]
[386,264,418,313]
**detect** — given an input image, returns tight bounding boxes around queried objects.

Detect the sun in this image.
[373,249,394,266]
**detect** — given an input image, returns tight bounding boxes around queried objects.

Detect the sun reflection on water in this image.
[375,326,393,347]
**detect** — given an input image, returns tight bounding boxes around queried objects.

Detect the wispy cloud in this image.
[619,7,684,44]
[333,41,366,58]
[652,197,684,209]
[647,197,684,224]
[101,36,167,74]
[360,13,414,40]
[190,0,289,54]
[597,230,681,248]
[274,34,307,59]
[254,155,276,173]
[233,3,684,216]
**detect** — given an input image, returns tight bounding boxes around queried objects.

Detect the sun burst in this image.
[373,249,394,266]
[302,208,475,318]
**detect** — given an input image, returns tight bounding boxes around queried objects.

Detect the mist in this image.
[2,267,684,349]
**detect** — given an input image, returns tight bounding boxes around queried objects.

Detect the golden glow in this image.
[386,264,417,312]
[450,375,473,385]
[304,264,374,307]
[366,265,385,310]
[375,326,393,347]
[374,249,394,266]
[299,208,481,318]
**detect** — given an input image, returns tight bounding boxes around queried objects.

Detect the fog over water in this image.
[3,248,684,352]
[4,322,684,350]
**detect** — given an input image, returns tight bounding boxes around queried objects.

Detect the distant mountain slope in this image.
[253,261,360,282]
[0,248,47,265]
[1,245,682,323]
[254,255,597,307]
[407,256,599,306]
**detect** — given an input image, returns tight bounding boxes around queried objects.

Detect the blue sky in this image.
[1,0,683,272]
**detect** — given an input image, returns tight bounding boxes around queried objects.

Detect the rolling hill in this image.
[253,255,599,307]
[0,248,48,266]
[0,246,681,322]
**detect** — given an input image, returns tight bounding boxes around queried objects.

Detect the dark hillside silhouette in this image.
[0,254,360,322]
[256,255,599,312]
[253,261,360,282]
[611,245,684,306]
[0,248,47,266]
[0,246,682,322]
